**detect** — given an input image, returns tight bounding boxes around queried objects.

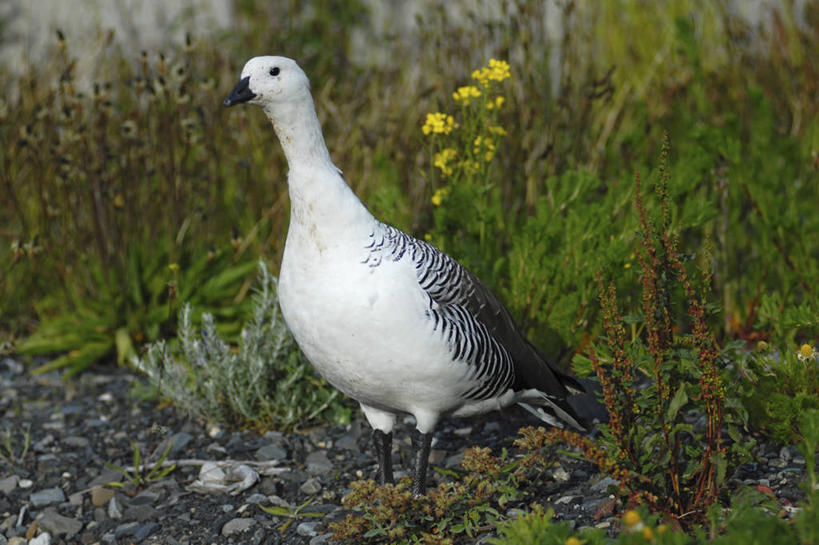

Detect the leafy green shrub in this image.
[133,261,349,431]
[537,156,752,527]
[738,342,819,444]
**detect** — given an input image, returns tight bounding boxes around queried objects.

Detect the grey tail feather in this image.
[518,393,586,432]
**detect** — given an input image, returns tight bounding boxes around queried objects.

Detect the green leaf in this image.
[666,382,688,423]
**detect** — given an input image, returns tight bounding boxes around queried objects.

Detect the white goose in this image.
[224,56,585,495]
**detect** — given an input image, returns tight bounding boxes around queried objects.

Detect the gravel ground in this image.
[0,358,809,545]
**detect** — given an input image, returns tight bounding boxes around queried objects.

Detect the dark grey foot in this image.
[372,429,394,485]
[411,429,433,496]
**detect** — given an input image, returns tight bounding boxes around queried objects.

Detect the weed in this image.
[259,497,324,532]
[0,424,31,467]
[535,145,752,527]
[105,440,176,491]
[133,261,350,431]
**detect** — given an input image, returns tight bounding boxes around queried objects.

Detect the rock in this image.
[454,427,473,437]
[28,533,51,545]
[310,533,333,545]
[68,491,84,506]
[62,436,90,448]
[305,451,333,475]
[131,490,160,505]
[0,475,18,494]
[7,538,26,545]
[780,446,792,462]
[552,467,570,483]
[37,509,83,537]
[255,444,287,461]
[114,521,158,542]
[91,487,115,507]
[88,470,123,488]
[32,434,55,452]
[300,477,322,496]
[296,521,320,538]
[30,488,66,508]
[123,504,157,521]
[335,433,358,451]
[245,493,267,504]
[166,432,193,456]
[590,476,619,492]
[445,451,465,468]
[17,479,33,489]
[555,495,581,505]
[221,517,256,536]
[108,497,123,519]
[427,449,447,465]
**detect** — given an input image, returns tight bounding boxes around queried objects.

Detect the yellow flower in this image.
[488,125,507,136]
[424,233,432,241]
[453,85,481,105]
[434,148,457,176]
[486,96,505,110]
[657,524,668,534]
[473,136,496,162]
[565,538,582,545]
[642,526,655,541]
[756,340,769,351]
[431,187,450,206]
[472,58,511,87]
[422,112,456,136]
[798,344,816,362]
[623,510,641,527]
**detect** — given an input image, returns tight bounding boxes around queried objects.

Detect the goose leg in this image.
[372,429,394,485]
[411,429,433,496]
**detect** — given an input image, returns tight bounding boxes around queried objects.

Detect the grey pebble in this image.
[310,532,334,545]
[123,504,157,522]
[245,493,267,504]
[167,432,193,456]
[221,517,256,536]
[221,503,235,512]
[108,497,123,519]
[114,521,158,543]
[590,476,619,492]
[30,488,66,508]
[62,436,90,448]
[305,451,333,475]
[300,477,322,496]
[256,444,287,461]
[0,475,18,494]
[37,508,83,537]
[296,521,320,538]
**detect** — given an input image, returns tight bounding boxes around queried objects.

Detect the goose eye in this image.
[269,67,280,76]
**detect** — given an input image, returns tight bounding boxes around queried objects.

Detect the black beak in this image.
[223,76,256,107]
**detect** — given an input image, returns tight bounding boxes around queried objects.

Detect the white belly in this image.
[278,228,476,417]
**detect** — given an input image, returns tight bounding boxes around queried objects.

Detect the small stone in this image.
[123,504,157,522]
[552,467,570,482]
[131,522,158,542]
[296,521,320,538]
[0,475,18,493]
[300,477,322,496]
[68,491,84,506]
[245,493,267,504]
[310,533,333,545]
[590,476,619,492]
[30,488,66,508]
[454,427,473,437]
[555,495,581,505]
[769,458,787,469]
[335,433,358,451]
[444,451,465,468]
[131,490,160,505]
[37,509,83,536]
[594,521,611,529]
[305,451,333,475]
[427,449,447,465]
[255,444,287,461]
[108,497,123,519]
[167,432,193,456]
[18,479,33,489]
[7,538,26,545]
[32,434,55,452]
[91,487,115,507]
[28,533,51,545]
[780,446,792,461]
[63,436,90,448]
[88,470,123,488]
[221,518,256,536]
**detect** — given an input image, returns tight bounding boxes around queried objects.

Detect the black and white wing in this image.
[364,224,586,428]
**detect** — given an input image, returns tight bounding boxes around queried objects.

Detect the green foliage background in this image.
[1,0,817,380]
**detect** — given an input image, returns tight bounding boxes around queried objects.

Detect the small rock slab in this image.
[38,508,83,536]
[221,517,256,536]
[30,488,66,508]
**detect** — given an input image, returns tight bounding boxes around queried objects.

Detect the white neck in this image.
[263,97,374,235]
